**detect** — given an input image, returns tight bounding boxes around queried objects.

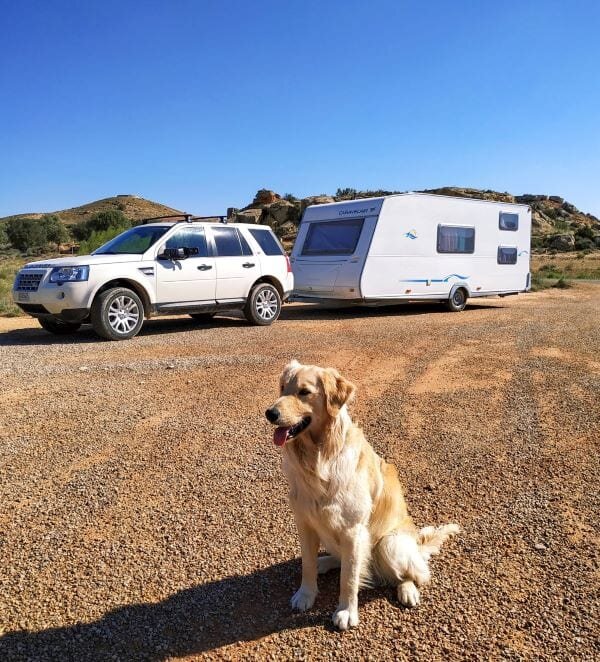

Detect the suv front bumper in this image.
[13,278,91,321]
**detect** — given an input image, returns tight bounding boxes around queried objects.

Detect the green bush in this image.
[575,225,595,240]
[574,237,595,251]
[530,273,551,291]
[42,214,70,248]
[5,215,69,252]
[530,236,546,251]
[6,217,48,252]
[78,225,129,255]
[72,210,131,241]
[553,277,571,289]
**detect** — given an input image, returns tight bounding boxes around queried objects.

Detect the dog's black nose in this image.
[265,407,280,423]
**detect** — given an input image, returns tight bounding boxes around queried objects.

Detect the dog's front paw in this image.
[398,581,420,608]
[291,587,316,611]
[332,607,359,630]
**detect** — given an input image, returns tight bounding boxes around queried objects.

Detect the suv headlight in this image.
[49,266,90,283]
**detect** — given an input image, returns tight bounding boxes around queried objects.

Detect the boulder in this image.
[301,195,336,214]
[252,189,281,205]
[231,208,263,224]
[304,195,335,206]
[278,221,298,241]
[549,234,575,251]
[561,201,578,214]
[266,200,299,226]
[516,194,548,203]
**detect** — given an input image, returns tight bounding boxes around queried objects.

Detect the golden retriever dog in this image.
[265,360,459,630]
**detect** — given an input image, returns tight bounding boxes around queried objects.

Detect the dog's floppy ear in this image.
[280,359,301,389]
[322,368,356,416]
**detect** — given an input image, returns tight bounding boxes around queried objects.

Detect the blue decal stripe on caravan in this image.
[401,274,469,283]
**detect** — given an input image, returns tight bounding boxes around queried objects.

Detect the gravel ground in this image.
[0,286,598,661]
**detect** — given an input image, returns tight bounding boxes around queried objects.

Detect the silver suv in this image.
[13,218,293,340]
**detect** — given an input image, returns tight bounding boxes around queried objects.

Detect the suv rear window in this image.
[301,219,364,256]
[212,226,253,257]
[249,228,285,256]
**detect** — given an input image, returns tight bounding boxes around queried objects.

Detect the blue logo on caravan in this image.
[518,250,529,256]
[404,229,418,240]
[401,274,469,283]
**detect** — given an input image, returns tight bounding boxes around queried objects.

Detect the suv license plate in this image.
[17,292,30,302]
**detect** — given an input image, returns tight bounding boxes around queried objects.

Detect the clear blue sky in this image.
[1,0,599,217]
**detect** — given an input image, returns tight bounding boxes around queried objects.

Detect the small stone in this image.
[534,542,548,551]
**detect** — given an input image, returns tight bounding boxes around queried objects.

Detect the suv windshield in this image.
[94,225,171,255]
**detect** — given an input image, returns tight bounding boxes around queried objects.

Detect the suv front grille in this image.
[16,272,44,291]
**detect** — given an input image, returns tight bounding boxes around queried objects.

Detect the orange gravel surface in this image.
[0,285,598,660]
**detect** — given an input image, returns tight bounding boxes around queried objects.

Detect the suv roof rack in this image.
[139,214,227,225]
[140,214,191,225]
[190,215,227,224]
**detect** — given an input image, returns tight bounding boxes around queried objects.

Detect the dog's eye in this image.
[298,388,311,396]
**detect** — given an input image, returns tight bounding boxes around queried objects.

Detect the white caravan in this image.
[290,193,531,311]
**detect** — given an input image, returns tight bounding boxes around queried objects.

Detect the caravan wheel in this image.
[447,288,468,312]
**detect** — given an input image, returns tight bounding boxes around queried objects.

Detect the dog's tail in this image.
[418,523,460,561]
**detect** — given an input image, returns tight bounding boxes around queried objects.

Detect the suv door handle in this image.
[242,262,255,268]
[197,264,213,271]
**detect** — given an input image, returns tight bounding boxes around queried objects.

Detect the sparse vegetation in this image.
[0,256,26,317]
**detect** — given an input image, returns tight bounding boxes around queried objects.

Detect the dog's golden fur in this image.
[266,360,459,630]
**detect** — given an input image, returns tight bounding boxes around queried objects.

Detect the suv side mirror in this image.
[157,247,199,261]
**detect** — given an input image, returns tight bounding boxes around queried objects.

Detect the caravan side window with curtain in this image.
[437,225,475,253]
[499,212,519,231]
[497,246,518,264]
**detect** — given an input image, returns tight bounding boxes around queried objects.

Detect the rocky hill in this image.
[228,188,600,252]
[0,195,183,226]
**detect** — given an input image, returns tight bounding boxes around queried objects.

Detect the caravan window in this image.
[497,246,518,264]
[437,225,475,253]
[301,219,364,256]
[499,212,519,231]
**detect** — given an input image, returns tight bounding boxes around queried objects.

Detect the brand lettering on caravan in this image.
[338,206,376,216]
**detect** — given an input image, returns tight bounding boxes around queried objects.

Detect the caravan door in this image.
[291,214,378,298]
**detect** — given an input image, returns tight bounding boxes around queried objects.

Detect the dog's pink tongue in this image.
[273,427,290,447]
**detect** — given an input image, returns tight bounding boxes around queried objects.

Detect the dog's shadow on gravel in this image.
[0,559,387,660]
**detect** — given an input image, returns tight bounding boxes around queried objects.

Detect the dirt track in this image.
[0,286,598,661]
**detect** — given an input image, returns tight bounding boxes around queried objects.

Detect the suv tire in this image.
[446,287,468,312]
[244,283,281,326]
[38,316,81,335]
[91,287,145,340]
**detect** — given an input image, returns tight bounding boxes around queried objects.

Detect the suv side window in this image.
[248,228,285,255]
[212,226,253,256]
[165,227,209,257]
